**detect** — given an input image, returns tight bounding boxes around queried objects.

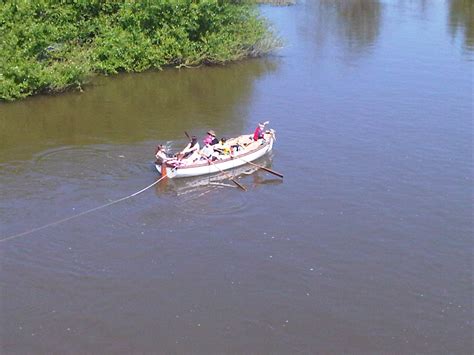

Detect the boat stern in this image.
[155,162,178,178]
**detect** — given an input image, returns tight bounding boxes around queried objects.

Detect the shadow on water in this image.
[0,58,279,162]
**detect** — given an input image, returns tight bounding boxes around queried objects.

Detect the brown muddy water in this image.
[1,1,472,353]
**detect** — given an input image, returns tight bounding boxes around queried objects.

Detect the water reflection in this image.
[448,0,474,52]
[156,156,282,198]
[307,0,383,59]
[0,59,278,162]
[328,0,382,54]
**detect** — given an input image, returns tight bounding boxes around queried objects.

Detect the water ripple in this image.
[31,145,146,181]
[173,185,249,217]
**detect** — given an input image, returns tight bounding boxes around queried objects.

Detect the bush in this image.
[0,0,278,101]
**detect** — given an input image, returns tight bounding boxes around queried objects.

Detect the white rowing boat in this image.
[155,130,276,178]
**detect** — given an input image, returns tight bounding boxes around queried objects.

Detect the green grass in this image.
[0,0,280,101]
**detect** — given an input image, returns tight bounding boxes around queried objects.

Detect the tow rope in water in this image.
[0,175,167,243]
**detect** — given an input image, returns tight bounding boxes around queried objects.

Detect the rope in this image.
[0,175,168,243]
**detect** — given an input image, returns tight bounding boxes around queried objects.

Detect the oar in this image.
[210,159,247,191]
[236,157,283,178]
[177,131,194,160]
[201,154,247,191]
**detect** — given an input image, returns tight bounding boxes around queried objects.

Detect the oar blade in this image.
[232,178,247,191]
[261,166,284,178]
[238,158,284,179]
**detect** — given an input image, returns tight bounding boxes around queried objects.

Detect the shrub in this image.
[0,0,279,101]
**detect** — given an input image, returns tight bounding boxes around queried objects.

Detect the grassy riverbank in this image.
[0,1,279,101]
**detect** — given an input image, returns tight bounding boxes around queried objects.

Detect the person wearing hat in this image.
[253,121,270,141]
[203,130,219,146]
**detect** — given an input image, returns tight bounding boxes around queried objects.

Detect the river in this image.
[1,0,472,353]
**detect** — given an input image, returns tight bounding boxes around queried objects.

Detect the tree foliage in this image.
[0,0,277,101]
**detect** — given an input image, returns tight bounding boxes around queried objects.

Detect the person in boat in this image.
[178,136,200,161]
[200,142,219,161]
[155,144,169,163]
[214,137,231,155]
[156,144,182,166]
[253,121,270,141]
[203,130,219,146]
